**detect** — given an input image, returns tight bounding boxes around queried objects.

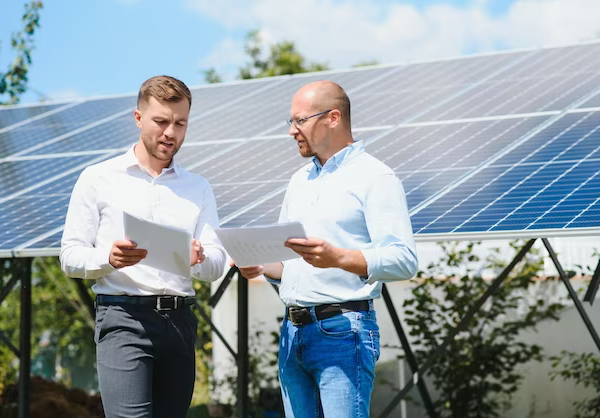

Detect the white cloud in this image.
[197,37,247,80]
[187,0,600,76]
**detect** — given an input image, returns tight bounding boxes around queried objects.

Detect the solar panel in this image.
[410,110,600,238]
[1,41,600,257]
[0,102,70,129]
[0,97,136,158]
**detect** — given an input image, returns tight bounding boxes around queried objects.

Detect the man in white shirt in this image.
[60,75,226,418]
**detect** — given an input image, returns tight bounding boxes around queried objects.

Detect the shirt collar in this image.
[312,140,365,174]
[123,144,180,176]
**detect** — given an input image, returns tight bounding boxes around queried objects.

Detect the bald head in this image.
[293,81,351,129]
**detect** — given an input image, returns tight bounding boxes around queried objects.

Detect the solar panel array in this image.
[1,42,600,257]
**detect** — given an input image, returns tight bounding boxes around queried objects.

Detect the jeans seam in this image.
[370,330,376,363]
[315,385,321,418]
[355,330,361,417]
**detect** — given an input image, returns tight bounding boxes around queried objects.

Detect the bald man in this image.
[237,81,418,417]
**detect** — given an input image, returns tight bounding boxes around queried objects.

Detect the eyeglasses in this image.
[286,110,332,128]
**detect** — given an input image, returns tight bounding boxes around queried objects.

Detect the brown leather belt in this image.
[286,300,371,326]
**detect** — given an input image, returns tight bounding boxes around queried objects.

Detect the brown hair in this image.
[137,75,192,109]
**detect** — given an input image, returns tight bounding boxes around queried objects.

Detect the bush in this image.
[401,241,565,417]
[550,351,600,418]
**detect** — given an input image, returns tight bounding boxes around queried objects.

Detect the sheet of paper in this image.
[123,212,192,278]
[215,222,307,267]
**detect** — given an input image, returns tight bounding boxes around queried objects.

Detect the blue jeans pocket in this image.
[317,313,356,337]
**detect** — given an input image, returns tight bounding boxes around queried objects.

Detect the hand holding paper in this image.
[123,212,192,278]
[109,240,147,269]
[191,239,205,265]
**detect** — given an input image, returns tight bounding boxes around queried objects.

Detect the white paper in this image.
[215,222,307,267]
[123,212,192,278]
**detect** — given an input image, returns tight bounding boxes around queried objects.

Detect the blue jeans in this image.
[94,303,197,418]
[278,303,380,417]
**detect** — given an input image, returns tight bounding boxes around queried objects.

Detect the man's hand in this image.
[285,237,342,268]
[109,240,147,269]
[191,239,205,266]
[229,259,264,279]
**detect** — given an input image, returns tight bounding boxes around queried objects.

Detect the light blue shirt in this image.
[277,140,418,307]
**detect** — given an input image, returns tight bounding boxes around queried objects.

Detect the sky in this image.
[2,0,600,105]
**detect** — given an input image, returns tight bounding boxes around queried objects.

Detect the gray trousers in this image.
[94,302,197,418]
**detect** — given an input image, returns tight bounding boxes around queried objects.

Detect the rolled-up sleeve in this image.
[361,173,418,284]
[191,184,226,282]
[60,168,115,279]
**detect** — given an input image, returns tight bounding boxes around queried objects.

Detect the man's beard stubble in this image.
[141,134,181,161]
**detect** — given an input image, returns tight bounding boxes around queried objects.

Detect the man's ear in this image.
[329,109,342,128]
[134,109,142,128]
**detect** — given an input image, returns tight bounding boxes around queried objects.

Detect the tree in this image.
[352,60,379,67]
[238,30,329,79]
[401,241,566,417]
[551,351,600,418]
[0,1,43,105]
[0,257,96,395]
[202,68,222,84]
[203,30,329,84]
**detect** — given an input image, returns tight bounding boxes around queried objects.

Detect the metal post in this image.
[210,266,237,308]
[583,258,600,305]
[381,284,438,418]
[542,239,600,354]
[237,270,249,417]
[379,239,536,418]
[194,301,237,360]
[18,258,32,418]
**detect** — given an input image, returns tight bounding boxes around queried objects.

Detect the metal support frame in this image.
[381,284,438,418]
[15,259,32,418]
[194,300,237,359]
[3,238,598,418]
[378,239,537,417]
[542,239,600,353]
[237,268,249,418]
[583,258,600,305]
[0,258,33,418]
[0,329,19,357]
[195,266,249,417]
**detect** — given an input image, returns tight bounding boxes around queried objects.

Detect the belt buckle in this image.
[156,296,176,311]
[288,307,312,326]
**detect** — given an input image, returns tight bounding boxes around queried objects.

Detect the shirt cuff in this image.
[263,273,281,286]
[96,246,116,276]
[360,248,380,285]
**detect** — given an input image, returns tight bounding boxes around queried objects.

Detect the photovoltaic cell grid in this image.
[415,43,600,121]
[410,110,600,236]
[0,102,67,128]
[1,42,600,255]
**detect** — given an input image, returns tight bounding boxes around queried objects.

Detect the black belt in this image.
[286,300,371,327]
[96,294,195,311]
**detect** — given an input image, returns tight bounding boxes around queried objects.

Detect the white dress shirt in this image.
[277,140,418,306]
[60,145,226,296]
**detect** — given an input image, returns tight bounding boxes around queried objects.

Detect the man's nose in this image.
[164,123,176,138]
